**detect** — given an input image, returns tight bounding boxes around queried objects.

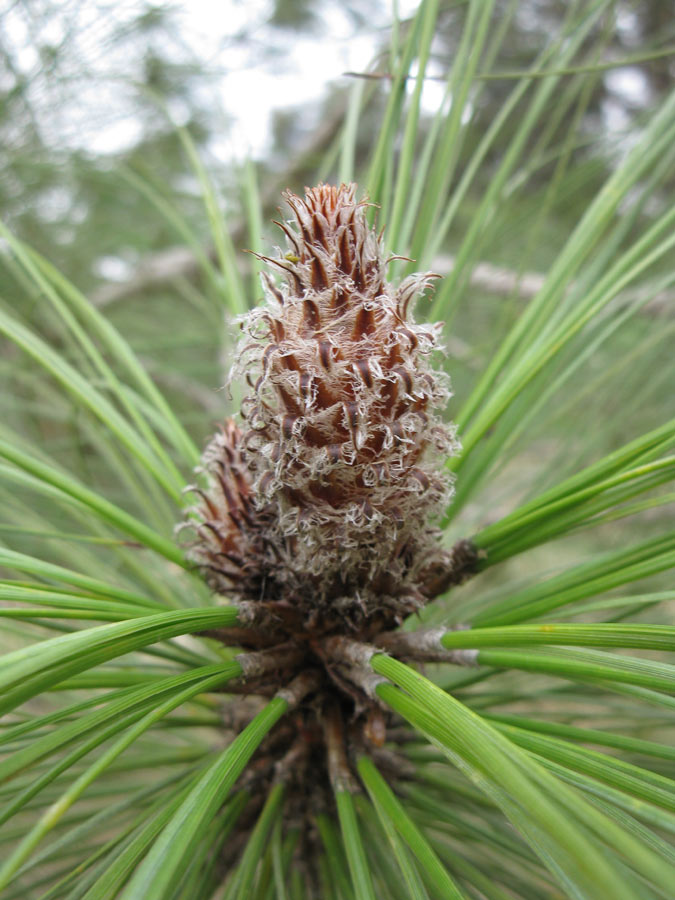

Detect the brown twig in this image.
[274,736,310,784]
[236,644,306,679]
[322,702,358,793]
[276,669,323,710]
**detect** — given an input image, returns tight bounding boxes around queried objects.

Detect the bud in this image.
[186,183,459,628]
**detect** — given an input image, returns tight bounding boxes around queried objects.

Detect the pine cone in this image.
[182,419,273,601]
[222,183,459,626]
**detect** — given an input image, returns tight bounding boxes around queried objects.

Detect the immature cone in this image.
[183,419,272,600]
[188,184,459,627]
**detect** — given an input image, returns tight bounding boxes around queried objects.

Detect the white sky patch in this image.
[605,66,651,107]
[94,255,136,281]
[209,3,387,160]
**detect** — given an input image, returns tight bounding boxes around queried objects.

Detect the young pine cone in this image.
[181,418,275,603]
[186,183,460,630]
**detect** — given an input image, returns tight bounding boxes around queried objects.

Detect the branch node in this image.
[321,635,378,667]
[320,636,387,700]
[276,669,322,709]
[236,645,304,679]
[374,627,477,665]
